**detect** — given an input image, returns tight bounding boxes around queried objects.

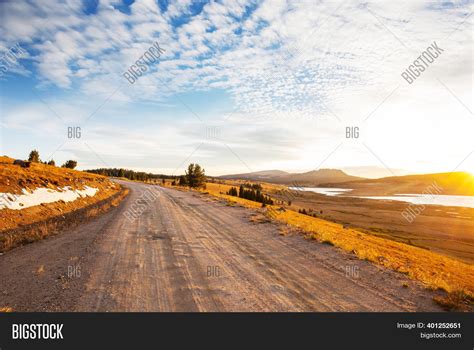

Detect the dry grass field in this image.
[0,156,126,251]
[181,180,474,302]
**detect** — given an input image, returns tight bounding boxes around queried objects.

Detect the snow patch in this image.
[0,186,99,210]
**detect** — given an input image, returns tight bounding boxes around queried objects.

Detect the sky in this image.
[0,0,472,178]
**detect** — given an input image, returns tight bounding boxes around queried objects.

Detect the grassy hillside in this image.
[326,172,474,196]
[186,180,474,301]
[0,156,125,250]
[220,168,363,185]
[0,156,113,194]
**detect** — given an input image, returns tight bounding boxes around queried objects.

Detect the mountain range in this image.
[220,169,474,196]
[219,169,363,186]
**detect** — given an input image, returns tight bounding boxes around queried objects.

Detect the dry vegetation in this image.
[199,182,264,208]
[0,156,126,251]
[0,156,112,194]
[117,177,474,301]
[433,290,473,311]
[274,209,473,297]
[196,180,474,300]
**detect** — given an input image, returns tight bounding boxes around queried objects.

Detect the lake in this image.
[288,187,474,208]
[288,187,353,196]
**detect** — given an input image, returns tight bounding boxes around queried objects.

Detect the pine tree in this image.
[28,149,40,163]
[185,163,206,188]
[62,160,77,169]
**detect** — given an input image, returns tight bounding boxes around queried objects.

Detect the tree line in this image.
[22,149,77,169]
[86,163,207,188]
[226,184,274,205]
[85,168,174,182]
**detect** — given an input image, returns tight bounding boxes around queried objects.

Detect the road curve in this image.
[0,180,442,311]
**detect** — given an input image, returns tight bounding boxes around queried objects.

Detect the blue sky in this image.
[0,0,472,177]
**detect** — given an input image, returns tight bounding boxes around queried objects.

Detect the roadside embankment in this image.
[0,156,128,252]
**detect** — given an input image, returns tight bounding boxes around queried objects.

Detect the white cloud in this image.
[0,0,472,175]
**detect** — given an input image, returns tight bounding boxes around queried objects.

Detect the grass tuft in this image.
[433,290,473,311]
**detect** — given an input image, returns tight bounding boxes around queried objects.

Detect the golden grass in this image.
[199,182,263,208]
[0,156,111,194]
[273,209,474,297]
[0,156,124,234]
[0,307,13,312]
[208,179,287,192]
[200,181,474,298]
[433,290,473,311]
[0,187,129,252]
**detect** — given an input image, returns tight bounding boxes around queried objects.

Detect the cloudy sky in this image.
[0,0,472,177]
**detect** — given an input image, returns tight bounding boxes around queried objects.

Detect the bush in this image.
[226,187,238,196]
[62,160,77,169]
[47,160,55,166]
[185,163,206,188]
[178,175,187,186]
[433,290,473,311]
[28,150,40,163]
[229,184,273,205]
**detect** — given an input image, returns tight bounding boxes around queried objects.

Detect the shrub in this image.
[433,290,473,311]
[178,175,187,186]
[185,163,206,188]
[62,160,77,169]
[28,150,40,163]
[226,187,238,196]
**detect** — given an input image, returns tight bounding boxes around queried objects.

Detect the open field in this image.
[202,179,474,263]
[180,180,474,301]
[269,188,474,264]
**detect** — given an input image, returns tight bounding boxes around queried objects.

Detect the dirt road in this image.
[0,181,442,311]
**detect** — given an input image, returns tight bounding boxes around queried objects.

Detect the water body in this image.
[288,187,353,196]
[356,194,474,208]
[289,187,474,208]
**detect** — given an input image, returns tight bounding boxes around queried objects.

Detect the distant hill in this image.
[323,172,474,196]
[220,169,364,186]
